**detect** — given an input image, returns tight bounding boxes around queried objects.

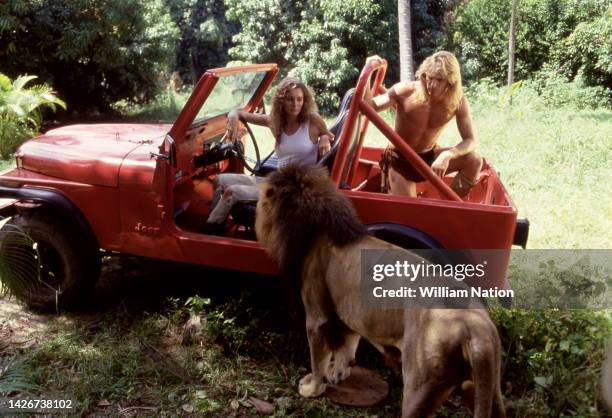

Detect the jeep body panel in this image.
[17,124,171,187]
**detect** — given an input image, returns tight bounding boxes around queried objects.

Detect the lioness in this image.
[255,165,505,418]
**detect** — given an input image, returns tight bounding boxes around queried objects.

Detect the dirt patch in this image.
[0,297,52,352]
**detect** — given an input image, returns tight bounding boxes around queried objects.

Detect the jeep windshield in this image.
[193,71,267,123]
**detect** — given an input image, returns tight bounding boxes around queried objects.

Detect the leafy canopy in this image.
[0,0,179,112]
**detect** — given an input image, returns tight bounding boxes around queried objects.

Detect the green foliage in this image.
[0,356,34,402]
[0,221,38,299]
[508,254,611,309]
[448,0,611,100]
[491,309,610,416]
[0,73,65,158]
[552,7,612,90]
[289,0,395,112]
[165,0,238,84]
[186,293,286,355]
[225,0,307,71]
[0,0,179,112]
[527,65,610,109]
[226,0,453,114]
[114,89,190,122]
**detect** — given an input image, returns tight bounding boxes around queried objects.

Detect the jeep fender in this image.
[0,186,99,253]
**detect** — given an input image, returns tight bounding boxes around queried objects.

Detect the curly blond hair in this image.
[415,51,463,113]
[269,77,317,145]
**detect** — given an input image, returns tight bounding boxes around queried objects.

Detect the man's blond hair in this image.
[415,51,463,112]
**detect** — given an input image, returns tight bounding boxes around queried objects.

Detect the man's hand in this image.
[318,135,331,158]
[366,55,384,66]
[431,150,454,177]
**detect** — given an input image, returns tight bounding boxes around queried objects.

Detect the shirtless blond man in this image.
[366,51,482,197]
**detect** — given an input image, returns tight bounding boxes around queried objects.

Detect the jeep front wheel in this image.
[0,210,100,312]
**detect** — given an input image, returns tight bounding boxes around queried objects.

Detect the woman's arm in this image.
[226,109,271,141]
[310,113,334,157]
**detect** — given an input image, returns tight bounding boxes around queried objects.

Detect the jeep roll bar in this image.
[331,57,462,202]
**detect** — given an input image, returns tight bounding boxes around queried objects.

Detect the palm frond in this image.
[0,356,34,398]
[11,75,37,92]
[0,222,41,300]
[0,72,65,157]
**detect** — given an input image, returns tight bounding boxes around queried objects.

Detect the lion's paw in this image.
[326,360,352,385]
[298,373,327,398]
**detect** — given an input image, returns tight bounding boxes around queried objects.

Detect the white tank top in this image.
[276,121,317,168]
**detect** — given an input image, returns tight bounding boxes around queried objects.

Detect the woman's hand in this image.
[318,135,332,158]
[226,109,241,142]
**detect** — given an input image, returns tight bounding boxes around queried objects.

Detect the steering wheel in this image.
[233,121,261,175]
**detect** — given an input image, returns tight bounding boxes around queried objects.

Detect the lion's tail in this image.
[462,335,505,418]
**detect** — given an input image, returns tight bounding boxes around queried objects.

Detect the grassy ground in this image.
[1,83,611,417]
[0,158,13,173]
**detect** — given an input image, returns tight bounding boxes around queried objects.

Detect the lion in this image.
[255,164,505,418]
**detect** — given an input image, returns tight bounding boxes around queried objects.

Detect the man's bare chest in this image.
[399,99,453,130]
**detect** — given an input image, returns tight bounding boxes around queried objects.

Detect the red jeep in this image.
[0,59,528,311]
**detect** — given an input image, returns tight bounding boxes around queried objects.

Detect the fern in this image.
[0,73,66,159]
[0,221,41,301]
[0,356,34,403]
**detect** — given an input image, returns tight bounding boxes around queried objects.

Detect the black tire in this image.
[0,210,100,312]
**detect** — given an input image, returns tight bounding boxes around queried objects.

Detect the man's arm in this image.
[363,56,401,112]
[365,80,404,112]
[451,96,477,156]
[430,97,477,176]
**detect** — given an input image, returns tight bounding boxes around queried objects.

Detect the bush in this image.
[492,309,610,416]
[551,8,612,92]
[528,66,610,109]
[0,356,34,402]
[465,74,609,113]
[0,73,65,158]
[0,0,179,113]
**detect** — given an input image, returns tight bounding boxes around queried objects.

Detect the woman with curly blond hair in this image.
[204,77,333,235]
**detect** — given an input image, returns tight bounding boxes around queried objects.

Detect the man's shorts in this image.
[379,146,438,190]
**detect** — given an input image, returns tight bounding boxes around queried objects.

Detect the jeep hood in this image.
[17,123,172,187]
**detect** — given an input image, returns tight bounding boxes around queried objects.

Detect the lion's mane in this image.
[257,165,366,285]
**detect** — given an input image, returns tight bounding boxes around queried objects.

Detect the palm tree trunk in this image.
[507,0,518,88]
[398,0,415,82]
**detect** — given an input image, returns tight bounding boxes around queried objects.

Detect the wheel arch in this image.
[0,186,99,253]
[365,222,445,250]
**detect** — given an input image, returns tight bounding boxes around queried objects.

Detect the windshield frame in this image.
[169,64,278,143]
